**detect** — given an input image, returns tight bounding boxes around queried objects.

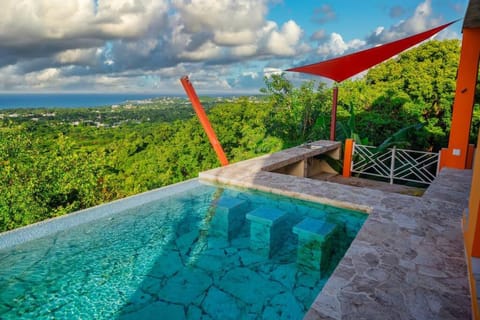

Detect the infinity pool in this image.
[0,179,366,319]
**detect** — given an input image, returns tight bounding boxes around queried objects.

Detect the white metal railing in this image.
[351,144,439,185]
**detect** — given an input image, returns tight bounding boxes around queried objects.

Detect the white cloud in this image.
[365,0,445,45]
[214,30,256,46]
[0,1,93,45]
[24,68,62,89]
[436,29,460,40]
[0,66,25,90]
[179,41,222,61]
[0,0,308,92]
[34,68,60,82]
[0,0,459,93]
[182,66,236,92]
[0,0,168,45]
[404,0,433,33]
[125,39,159,57]
[95,75,124,87]
[242,71,259,79]
[263,67,283,77]
[55,48,98,65]
[317,33,366,57]
[172,0,266,35]
[232,45,258,58]
[172,1,303,60]
[266,20,303,56]
[95,1,168,38]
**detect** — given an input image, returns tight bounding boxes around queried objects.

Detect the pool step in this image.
[211,196,249,240]
[210,197,347,272]
[292,217,341,275]
[246,207,289,258]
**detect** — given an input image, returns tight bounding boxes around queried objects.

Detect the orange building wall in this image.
[441,28,480,170]
[466,131,480,257]
[465,129,480,319]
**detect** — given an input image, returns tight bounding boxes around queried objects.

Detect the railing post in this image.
[342,138,354,177]
[437,150,442,174]
[390,146,396,184]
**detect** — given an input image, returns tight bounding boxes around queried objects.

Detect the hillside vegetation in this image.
[1,39,479,231]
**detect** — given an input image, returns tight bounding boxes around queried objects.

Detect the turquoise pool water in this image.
[0,180,366,319]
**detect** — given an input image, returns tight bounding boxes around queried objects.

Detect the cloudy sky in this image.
[0,0,466,94]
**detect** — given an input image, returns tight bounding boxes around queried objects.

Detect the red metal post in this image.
[330,86,338,141]
[180,76,229,166]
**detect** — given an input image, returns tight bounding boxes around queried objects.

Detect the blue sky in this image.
[269,1,463,40]
[0,0,467,94]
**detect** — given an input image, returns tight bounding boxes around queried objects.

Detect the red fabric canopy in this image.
[287,20,457,82]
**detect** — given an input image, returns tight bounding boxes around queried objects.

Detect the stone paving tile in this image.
[199,141,473,319]
[422,168,472,203]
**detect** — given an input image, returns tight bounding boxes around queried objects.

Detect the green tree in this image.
[0,127,108,231]
[261,73,331,145]
[361,39,461,150]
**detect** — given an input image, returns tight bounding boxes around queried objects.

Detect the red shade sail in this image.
[287,20,457,82]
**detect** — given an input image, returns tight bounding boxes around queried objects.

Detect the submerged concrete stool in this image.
[246,207,288,258]
[211,196,249,240]
[293,217,339,275]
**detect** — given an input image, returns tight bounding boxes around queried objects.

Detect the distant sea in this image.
[0,93,167,110]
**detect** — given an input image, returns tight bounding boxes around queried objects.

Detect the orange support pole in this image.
[180,76,229,167]
[342,138,354,177]
[442,28,480,169]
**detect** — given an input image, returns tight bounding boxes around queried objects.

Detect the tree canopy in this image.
[1,39,478,231]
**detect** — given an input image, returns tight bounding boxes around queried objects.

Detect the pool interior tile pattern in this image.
[200,140,472,319]
[0,180,366,319]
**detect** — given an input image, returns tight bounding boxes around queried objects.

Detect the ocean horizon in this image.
[0,93,174,110]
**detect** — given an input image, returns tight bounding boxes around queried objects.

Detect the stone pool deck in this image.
[199,140,472,319]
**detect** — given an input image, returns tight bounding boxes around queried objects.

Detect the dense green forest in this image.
[1,39,479,231]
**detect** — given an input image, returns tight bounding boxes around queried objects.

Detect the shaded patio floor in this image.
[311,173,426,196]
